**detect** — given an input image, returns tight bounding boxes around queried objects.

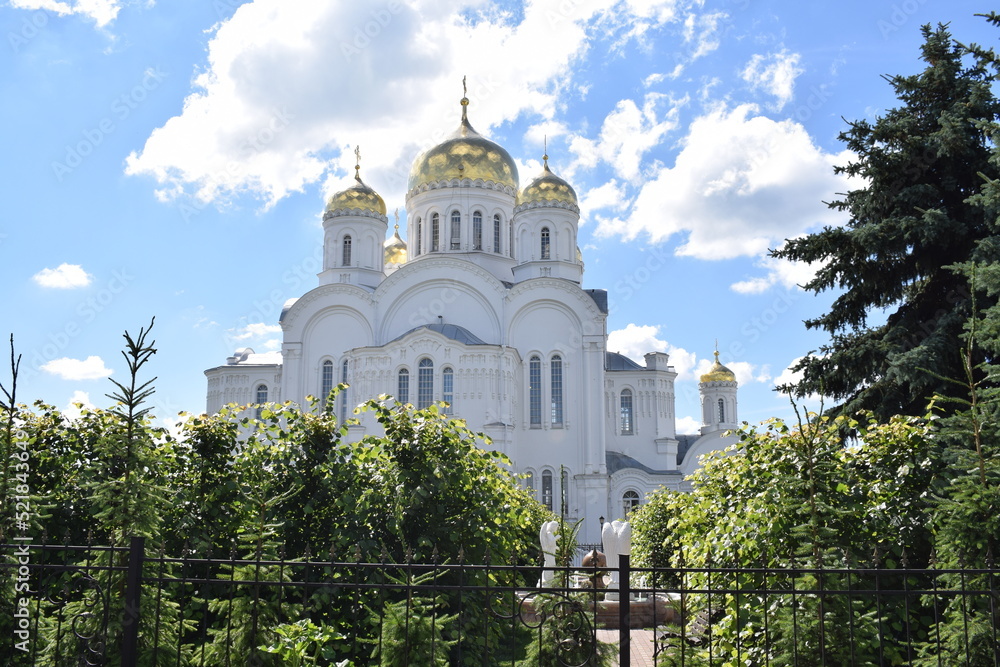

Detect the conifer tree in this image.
[773,23,1000,420]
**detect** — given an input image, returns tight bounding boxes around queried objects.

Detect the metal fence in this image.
[2,537,999,665]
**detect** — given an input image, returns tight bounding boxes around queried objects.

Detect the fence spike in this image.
[405,546,413,564]
[432,545,440,564]
[457,546,465,564]
[353,544,362,563]
[328,544,337,562]
[380,545,389,563]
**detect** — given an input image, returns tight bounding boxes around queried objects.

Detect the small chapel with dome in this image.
[205,91,738,543]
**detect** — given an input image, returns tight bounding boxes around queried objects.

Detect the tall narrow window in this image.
[542,470,553,511]
[415,218,422,257]
[397,368,410,404]
[431,213,440,251]
[718,398,725,423]
[529,355,542,426]
[450,211,461,249]
[494,214,502,254]
[550,355,563,426]
[321,360,333,408]
[442,367,454,414]
[472,211,483,250]
[255,384,268,420]
[623,490,640,517]
[525,471,535,495]
[418,358,434,409]
[620,388,634,435]
[540,227,551,259]
[342,235,352,266]
[509,221,514,258]
[340,360,349,423]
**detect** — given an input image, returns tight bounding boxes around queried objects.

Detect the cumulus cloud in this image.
[675,414,701,434]
[33,263,92,289]
[594,104,850,259]
[10,0,121,28]
[124,0,700,209]
[741,50,803,110]
[730,254,821,294]
[606,323,700,380]
[569,92,683,184]
[42,356,113,380]
[62,390,95,421]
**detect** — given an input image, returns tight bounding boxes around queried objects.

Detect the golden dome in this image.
[326,160,386,217]
[518,159,578,207]
[700,351,737,383]
[384,224,408,265]
[407,97,518,193]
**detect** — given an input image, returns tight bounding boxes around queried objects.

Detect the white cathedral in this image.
[205,93,739,543]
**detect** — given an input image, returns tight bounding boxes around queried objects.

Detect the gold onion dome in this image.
[384,223,408,264]
[326,153,386,216]
[407,94,518,192]
[518,157,578,207]
[700,351,737,383]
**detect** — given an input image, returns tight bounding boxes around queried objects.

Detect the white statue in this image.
[538,520,559,587]
[601,520,631,600]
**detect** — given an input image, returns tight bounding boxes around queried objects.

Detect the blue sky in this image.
[2,0,995,434]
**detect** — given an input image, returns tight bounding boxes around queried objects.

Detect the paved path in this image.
[597,628,657,667]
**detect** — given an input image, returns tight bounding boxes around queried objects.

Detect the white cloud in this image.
[42,356,113,381]
[675,414,701,434]
[773,356,824,407]
[568,92,683,184]
[124,0,701,209]
[33,263,92,289]
[10,0,121,28]
[741,50,803,110]
[682,10,726,60]
[62,390,95,421]
[730,255,821,294]
[606,323,700,379]
[229,322,282,340]
[595,104,851,259]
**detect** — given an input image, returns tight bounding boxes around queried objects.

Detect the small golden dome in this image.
[384,224,408,265]
[407,97,518,193]
[326,171,387,217]
[518,159,578,207]
[700,351,737,383]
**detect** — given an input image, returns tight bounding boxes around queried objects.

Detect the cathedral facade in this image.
[205,94,738,543]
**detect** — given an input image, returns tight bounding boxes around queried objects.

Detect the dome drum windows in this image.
[342,235,352,267]
[540,227,551,260]
[472,211,483,250]
[450,211,461,250]
[493,214,501,254]
[431,213,440,252]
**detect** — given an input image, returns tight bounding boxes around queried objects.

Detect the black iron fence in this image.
[2,537,999,665]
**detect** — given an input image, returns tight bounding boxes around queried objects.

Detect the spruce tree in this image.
[773,23,1000,420]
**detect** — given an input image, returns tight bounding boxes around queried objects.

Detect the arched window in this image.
[431,213,440,251]
[540,227,551,260]
[620,388,634,435]
[550,355,563,426]
[529,355,542,426]
[255,383,268,420]
[397,368,409,404]
[417,358,434,409]
[450,211,461,249]
[442,367,454,415]
[718,398,725,423]
[493,214,501,254]
[340,359,349,423]
[623,490,640,517]
[509,221,514,258]
[321,360,334,408]
[342,235,352,266]
[472,211,483,250]
[415,218,422,257]
[542,470,553,511]
[524,470,535,494]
